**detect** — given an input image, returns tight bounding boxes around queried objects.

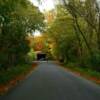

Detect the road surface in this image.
[0,61,100,100]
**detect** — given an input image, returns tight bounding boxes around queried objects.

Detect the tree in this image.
[46,6,78,62]
[0,0,44,69]
[46,0,100,71]
[49,0,100,70]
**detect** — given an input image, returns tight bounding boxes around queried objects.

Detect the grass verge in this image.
[0,63,37,95]
[59,62,100,85]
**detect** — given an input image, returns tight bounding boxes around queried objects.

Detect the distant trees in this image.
[47,6,77,63]
[0,0,44,69]
[46,0,100,71]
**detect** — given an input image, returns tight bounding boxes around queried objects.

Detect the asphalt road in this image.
[0,61,100,100]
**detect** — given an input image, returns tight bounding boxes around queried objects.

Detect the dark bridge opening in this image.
[37,53,46,61]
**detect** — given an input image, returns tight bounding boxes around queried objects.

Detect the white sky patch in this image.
[33,30,41,37]
[30,0,55,12]
[30,0,39,6]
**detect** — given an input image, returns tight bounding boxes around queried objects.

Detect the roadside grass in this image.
[0,63,37,95]
[61,62,100,84]
[0,64,31,84]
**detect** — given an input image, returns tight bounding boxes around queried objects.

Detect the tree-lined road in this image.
[0,61,100,100]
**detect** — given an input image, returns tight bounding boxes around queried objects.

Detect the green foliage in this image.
[46,1,100,71]
[46,5,78,62]
[0,64,32,84]
[0,0,44,69]
[27,49,36,62]
[64,62,100,79]
[89,53,100,71]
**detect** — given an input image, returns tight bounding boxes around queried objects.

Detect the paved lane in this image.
[0,61,100,100]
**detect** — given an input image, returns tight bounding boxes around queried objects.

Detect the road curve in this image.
[0,61,100,100]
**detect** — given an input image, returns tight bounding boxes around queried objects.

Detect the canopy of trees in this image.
[46,0,100,71]
[0,0,44,69]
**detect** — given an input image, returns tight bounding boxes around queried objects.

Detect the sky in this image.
[30,0,55,12]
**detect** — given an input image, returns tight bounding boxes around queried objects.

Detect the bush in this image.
[90,53,100,71]
[78,52,100,71]
[0,64,31,84]
[27,49,36,62]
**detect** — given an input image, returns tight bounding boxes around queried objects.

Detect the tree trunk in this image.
[97,13,100,50]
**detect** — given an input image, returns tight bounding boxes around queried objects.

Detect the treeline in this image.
[0,0,44,69]
[46,0,100,71]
